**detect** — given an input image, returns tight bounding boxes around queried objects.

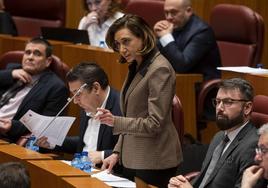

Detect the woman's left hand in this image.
[95,108,115,127]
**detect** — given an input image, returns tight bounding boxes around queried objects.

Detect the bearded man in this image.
[168,78,259,188]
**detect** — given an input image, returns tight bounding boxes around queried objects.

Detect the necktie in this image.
[199,135,230,188]
[0,80,25,108]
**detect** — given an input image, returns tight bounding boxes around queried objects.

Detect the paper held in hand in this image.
[19,110,76,146]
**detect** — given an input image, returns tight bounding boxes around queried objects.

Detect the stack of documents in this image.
[92,170,136,188]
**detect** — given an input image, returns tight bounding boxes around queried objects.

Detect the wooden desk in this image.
[27,160,90,188]
[0,35,70,58]
[176,74,203,138]
[61,177,111,188]
[222,71,268,96]
[0,144,52,163]
[0,139,9,145]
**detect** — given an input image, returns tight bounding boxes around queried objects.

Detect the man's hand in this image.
[241,165,264,188]
[89,151,102,164]
[0,118,12,134]
[101,153,119,173]
[36,136,55,149]
[168,175,193,188]
[154,20,174,37]
[11,69,32,83]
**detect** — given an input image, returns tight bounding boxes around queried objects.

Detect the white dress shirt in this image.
[83,86,110,160]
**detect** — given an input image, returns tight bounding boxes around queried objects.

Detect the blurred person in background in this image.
[0,0,17,36]
[78,0,124,47]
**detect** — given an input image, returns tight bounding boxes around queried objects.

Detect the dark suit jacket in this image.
[58,88,121,158]
[192,122,258,188]
[0,64,69,142]
[158,14,221,80]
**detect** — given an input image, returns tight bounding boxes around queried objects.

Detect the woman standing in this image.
[97,14,182,188]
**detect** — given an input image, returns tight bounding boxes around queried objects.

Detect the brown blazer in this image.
[113,50,182,170]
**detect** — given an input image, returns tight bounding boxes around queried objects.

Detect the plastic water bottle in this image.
[80,151,92,173]
[99,41,105,48]
[25,135,39,152]
[256,63,263,69]
[71,153,81,169]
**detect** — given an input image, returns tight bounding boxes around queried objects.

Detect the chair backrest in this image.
[172,95,184,144]
[124,0,165,28]
[4,0,66,37]
[210,4,264,67]
[251,95,268,128]
[0,50,70,82]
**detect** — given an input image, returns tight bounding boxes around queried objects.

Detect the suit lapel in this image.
[204,123,252,186]
[16,72,50,116]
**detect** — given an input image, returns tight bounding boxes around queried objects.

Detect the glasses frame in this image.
[212,98,249,107]
[256,146,268,156]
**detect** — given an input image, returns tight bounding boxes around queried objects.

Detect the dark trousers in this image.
[122,166,178,188]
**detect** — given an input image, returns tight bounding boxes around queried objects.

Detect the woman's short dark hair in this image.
[66,62,109,90]
[106,14,156,63]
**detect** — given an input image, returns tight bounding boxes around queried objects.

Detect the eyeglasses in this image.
[256,146,268,156]
[70,83,88,99]
[212,98,249,107]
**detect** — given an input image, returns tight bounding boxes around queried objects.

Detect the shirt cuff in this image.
[101,151,104,160]
[159,33,175,47]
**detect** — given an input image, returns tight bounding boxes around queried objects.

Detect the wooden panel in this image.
[176,74,203,139]
[27,160,90,188]
[61,177,111,188]
[0,35,70,59]
[0,144,52,163]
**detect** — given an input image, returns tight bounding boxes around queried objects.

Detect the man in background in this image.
[168,78,258,188]
[0,37,68,142]
[0,162,30,188]
[241,123,268,188]
[154,0,221,80]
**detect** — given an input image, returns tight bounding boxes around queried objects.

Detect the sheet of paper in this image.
[217,66,268,75]
[92,170,136,188]
[20,110,75,146]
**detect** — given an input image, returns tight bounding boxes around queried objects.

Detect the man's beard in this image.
[216,110,244,130]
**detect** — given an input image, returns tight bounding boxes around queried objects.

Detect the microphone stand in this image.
[32,83,87,145]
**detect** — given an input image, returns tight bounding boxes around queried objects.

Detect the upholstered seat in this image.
[197,4,264,131]
[4,0,66,37]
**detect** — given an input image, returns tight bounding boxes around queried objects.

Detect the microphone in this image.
[32,83,88,143]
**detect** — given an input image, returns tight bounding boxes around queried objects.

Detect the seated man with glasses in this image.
[37,62,121,169]
[168,78,259,188]
[241,123,268,188]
